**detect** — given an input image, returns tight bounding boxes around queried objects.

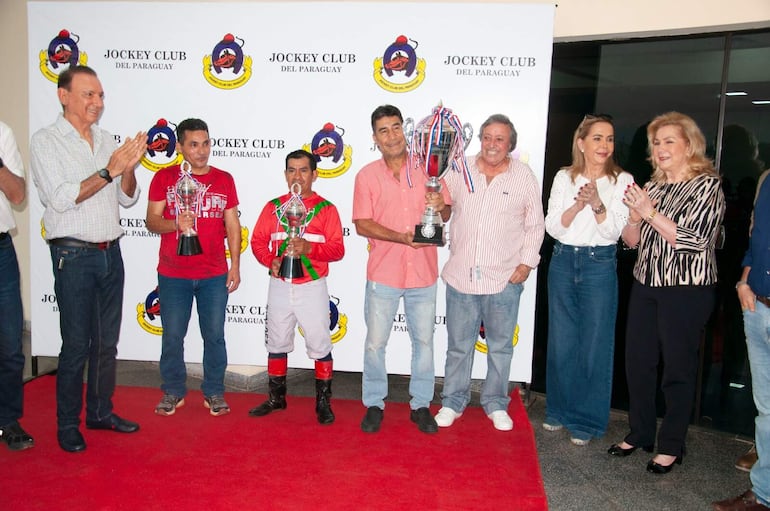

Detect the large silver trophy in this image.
[277,183,308,280]
[407,104,473,245]
[175,160,210,256]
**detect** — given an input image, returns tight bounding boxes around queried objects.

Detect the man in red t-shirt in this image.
[250,149,344,424]
[146,118,241,417]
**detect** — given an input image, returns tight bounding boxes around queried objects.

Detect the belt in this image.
[758,296,770,309]
[48,237,119,250]
[0,232,8,241]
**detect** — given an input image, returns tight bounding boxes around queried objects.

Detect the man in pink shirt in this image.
[352,105,450,434]
[434,114,545,432]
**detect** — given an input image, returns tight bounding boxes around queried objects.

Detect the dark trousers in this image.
[624,281,715,456]
[50,243,125,430]
[0,235,24,425]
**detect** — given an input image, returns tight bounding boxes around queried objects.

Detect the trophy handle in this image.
[403,117,414,141]
[462,123,474,150]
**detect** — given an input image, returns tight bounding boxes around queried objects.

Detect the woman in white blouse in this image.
[543,114,633,446]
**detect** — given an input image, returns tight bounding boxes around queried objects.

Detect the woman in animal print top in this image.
[608,112,725,475]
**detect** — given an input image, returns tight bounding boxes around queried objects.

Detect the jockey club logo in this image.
[373,34,426,93]
[474,322,519,354]
[302,122,353,178]
[38,29,88,83]
[299,296,348,344]
[137,287,162,335]
[141,118,183,172]
[203,33,253,90]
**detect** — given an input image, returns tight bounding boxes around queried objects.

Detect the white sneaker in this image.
[434,407,462,427]
[487,410,514,431]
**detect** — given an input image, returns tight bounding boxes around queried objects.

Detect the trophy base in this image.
[177,235,203,256]
[279,255,305,280]
[414,224,445,246]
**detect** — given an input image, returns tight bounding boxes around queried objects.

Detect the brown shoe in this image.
[736,445,758,473]
[713,490,770,511]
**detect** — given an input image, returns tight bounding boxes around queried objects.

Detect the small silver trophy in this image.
[174,160,209,256]
[407,104,473,245]
[277,183,308,280]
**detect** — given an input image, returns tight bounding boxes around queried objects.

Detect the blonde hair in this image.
[567,114,623,183]
[647,112,717,184]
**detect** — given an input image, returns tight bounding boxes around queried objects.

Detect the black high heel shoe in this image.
[646,455,683,474]
[607,442,654,457]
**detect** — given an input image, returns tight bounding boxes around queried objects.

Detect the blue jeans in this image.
[545,243,617,440]
[0,235,24,426]
[158,273,229,398]
[745,299,770,506]
[362,281,436,410]
[442,282,523,415]
[50,243,125,429]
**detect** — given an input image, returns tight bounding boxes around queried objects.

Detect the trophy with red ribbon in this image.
[407,104,474,245]
[175,160,210,256]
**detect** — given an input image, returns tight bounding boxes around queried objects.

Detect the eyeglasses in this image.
[583,113,614,122]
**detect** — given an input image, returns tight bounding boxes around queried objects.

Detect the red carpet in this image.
[1,377,547,511]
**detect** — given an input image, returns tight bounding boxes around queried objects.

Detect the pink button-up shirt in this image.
[352,158,451,289]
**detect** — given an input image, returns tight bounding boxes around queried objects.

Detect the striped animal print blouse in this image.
[633,173,725,287]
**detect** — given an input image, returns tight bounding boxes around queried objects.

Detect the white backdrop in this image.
[28,2,554,382]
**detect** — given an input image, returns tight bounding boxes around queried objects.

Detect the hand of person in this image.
[288,237,310,256]
[226,267,241,293]
[106,131,147,177]
[177,211,195,233]
[737,283,756,313]
[576,180,602,210]
[623,183,656,217]
[572,188,588,210]
[425,191,445,212]
[401,230,432,249]
[270,257,281,277]
[509,263,532,284]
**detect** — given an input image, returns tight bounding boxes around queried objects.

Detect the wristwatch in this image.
[97,168,113,183]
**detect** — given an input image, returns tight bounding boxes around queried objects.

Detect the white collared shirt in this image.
[30,114,140,242]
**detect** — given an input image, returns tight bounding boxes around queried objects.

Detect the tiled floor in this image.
[23,337,755,511]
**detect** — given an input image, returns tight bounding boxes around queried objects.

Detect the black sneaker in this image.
[410,407,438,434]
[360,406,383,433]
[1,421,35,451]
